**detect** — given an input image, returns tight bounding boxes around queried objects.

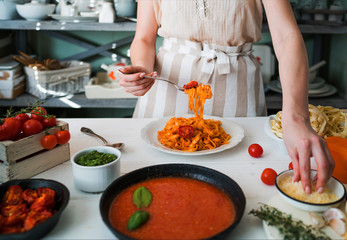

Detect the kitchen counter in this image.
[38,117,295,239]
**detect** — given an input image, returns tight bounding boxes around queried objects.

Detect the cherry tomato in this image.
[42,117,56,129]
[41,135,58,149]
[55,130,71,144]
[22,119,43,137]
[183,81,198,89]
[261,168,277,186]
[0,118,22,141]
[288,162,294,170]
[178,125,194,138]
[15,113,30,123]
[248,143,263,158]
[31,107,47,122]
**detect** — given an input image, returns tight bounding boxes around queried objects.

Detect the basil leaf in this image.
[127,210,150,231]
[133,186,152,208]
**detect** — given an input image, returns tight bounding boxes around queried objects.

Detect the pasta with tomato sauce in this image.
[157,82,231,152]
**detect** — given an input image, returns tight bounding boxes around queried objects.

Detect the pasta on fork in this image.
[157,81,231,152]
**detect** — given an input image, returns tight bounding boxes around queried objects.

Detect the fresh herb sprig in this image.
[249,204,330,240]
[4,100,46,118]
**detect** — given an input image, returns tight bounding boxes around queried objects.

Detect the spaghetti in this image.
[157,82,231,152]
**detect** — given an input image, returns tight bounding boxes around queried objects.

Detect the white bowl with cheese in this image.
[275,169,346,212]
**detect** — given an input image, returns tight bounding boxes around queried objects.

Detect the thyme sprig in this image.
[249,204,330,240]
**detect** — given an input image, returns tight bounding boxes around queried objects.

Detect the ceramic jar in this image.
[99,0,116,23]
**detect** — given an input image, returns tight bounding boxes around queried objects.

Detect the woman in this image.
[118,0,334,193]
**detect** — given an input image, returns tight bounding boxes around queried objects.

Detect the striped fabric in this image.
[133,38,267,118]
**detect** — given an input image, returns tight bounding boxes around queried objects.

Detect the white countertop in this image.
[38,117,294,239]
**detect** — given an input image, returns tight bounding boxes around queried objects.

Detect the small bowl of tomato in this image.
[275,169,346,212]
[71,146,121,193]
[0,178,69,240]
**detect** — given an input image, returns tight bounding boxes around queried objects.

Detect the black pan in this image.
[100,163,246,240]
[0,179,70,240]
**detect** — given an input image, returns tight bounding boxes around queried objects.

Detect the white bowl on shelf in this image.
[16,0,55,21]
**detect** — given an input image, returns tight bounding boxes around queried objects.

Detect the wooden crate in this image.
[0,120,70,182]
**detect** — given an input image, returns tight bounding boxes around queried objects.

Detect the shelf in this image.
[0,93,137,109]
[0,20,136,31]
[1,20,347,34]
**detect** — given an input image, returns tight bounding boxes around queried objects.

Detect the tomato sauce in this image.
[109,177,235,240]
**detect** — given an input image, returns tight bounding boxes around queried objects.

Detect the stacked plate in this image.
[268,77,337,97]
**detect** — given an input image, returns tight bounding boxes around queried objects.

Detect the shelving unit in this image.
[0,20,346,113]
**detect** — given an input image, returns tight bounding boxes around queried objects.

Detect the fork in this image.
[118,70,184,91]
[143,76,184,91]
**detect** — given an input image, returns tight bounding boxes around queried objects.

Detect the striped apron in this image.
[133,37,267,118]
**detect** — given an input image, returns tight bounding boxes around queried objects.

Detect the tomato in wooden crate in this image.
[0,120,70,183]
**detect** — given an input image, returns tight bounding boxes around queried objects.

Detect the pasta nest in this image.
[270,104,347,139]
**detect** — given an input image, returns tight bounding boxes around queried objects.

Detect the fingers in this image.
[297,139,312,194]
[313,138,335,193]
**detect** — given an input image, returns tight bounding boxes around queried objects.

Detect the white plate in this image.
[263,194,344,240]
[264,115,287,154]
[49,14,98,22]
[140,115,245,156]
[268,80,337,97]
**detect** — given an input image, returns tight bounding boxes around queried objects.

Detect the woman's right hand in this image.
[118,66,157,96]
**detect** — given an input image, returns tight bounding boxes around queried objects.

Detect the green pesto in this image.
[77,150,117,166]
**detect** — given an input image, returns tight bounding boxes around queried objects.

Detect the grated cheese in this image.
[278,176,338,204]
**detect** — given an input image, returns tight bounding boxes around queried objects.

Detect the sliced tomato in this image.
[178,125,194,138]
[183,81,198,89]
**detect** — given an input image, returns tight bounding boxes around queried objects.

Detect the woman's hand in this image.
[282,113,335,194]
[118,66,157,96]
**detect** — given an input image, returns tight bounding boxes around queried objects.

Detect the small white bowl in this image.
[275,169,346,212]
[264,115,288,155]
[71,146,121,193]
[16,1,55,21]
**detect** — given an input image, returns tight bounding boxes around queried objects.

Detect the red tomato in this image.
[261,168,277,186]
[31,107,47,122]
[15,113,30,123]
[178,125,194,138]
[42,117,57,129]
[0,118,22,141]
[22,119,43,136]
[41,135,57,149]
[183,81,198,89]
[55,130,71,144]
[288,162,294,170]
[248,143,263,158]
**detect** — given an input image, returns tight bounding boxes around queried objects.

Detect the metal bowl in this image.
[100,163,246,240]
[0,178,70,240]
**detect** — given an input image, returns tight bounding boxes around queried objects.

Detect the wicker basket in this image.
[24,61,91,99]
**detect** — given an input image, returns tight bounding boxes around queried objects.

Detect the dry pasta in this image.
[271,104,347,139]
[157,83,231,152]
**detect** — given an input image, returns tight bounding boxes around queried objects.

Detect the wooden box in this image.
[0,120,70,182]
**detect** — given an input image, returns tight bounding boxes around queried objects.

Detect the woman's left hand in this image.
[282,113,335,194]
